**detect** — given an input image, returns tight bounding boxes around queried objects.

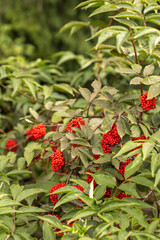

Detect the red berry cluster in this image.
[49,183,66,205]
[31,124,46,139]
[50,150,65,172]
[5,139,17,152]
[140,91,157,111]
[65,117,85,133]
[101,124,121,153]
[116,160,132,179]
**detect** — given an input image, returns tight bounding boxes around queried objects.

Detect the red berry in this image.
[131,135,149,155]
[101,123,121,153]
[49,183,66,205]
[5,139,17,152]
[73,185,84,203]
[50,150,65,172]
[86,170,96,187]
[65,117,85,133]
[32,124,46,139]
[140,91,157,111]
[116,160,132,179]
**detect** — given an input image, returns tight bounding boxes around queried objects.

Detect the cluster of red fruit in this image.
[105,188,131,199]
[26,123,46,140]
[101,123,121,153]
[5,139,17,152]
[50,150,65,172]
[116,160,132,179]
[140,91,157,111]
[65,117,85,133]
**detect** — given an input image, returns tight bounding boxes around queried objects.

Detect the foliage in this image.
[0,0,160,239]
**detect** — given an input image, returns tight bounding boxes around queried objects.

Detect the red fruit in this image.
[116,191,131,199]
[101,123,121,153]
[5,139,17,152]
[50,150,65,172]
[32,124,46,139]
[131,135,149,155]
[140,91,157,111]
[26,129,35,141]
[86,170,96,187]
[49,183,66,205]
[93,154,101,159]
[65,117,85,133]
[104,188,112,198]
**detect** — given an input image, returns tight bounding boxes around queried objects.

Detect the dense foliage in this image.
[0,0,160,239]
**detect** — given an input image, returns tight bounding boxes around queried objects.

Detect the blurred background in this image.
[0,0,91,60]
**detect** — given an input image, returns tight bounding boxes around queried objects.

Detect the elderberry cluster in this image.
[140,91,157,111]
[27,123,46,140]
[101,124,121,153]
[5,139,17,152]
[50,150,65,172]
[65,116,85,133]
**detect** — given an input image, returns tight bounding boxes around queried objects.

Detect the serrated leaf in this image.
[94,185,106,200]
[68,209,97,223]
[141,76,160,85]
[16,188,45,202]
[43,221,56,240]
[148,82,160,98]
[79,87,91,102]
[142,142,155,161]
[115,11,143,20]
[43,85,53,100]
[151,153,159,177]
[91,80,101,93]
[10,184,24,201]
[114,141,142,158]
[130,77,142,85]
[53,83,74,96]
[89,4,117,17]
[128,176,154,188]
[18,206,46,213]
[39,215,63,229]
[93,174,116,187]
[124,154,142,179]
[70,138,91,147]
[79,151,88,168]
[119,183,139,197]
[131,64,142,73]
[154,168,160,187]
[143,64,155,77]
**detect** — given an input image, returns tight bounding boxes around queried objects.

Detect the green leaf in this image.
[118,230,129,240]
[0,207,18,215]
[128,176,154,188]
[53,83,74,96]
[154,168,160,187]
[79,151,88,168]
[114,141,142,158]
[119,92,139,102]
[29,107,39,120]
[54,192,84,209]
[114,18,137,28]
[12,77,21,97]
[70,138,91,147]
[143,64,155,77]
[68,209,97,223]
[16,188,45,202]
[131,64,142,74]
[91,80,101,93]
[117,120,125,138]
[124,154,143,179]
[148,82,160,98]
[79,87,91,102]
[23,79,36,99]
[141,76,160,85]
[149,34,160,53]
[151,130,160,143]
[93,174,116,187]
[144,4,160,14]
[115,11,143,20]
[134,27,160,39]
[100,199,139,213]
[142,142,155,160]
[94,185,106,200]
[0,199,21,208]
[18,206,46,213]
[39,215,63,229]
[119,182,139,197]
[130,125,141,137]
[122,207,149,228]
[148,219,159,233]
[130,77,142,85]
[10,184,24,201]
[151,153,159,177]
[59,21,87,35]
[89,4,117,17]
[43,221,56,240]
[116,31,129,53]
[6,169,31,177]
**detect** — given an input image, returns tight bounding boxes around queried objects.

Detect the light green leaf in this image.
[93,174,116,187]
[53,83,74,96]
[16,188,45,202]
[141,76,160,85]
[125,154,142,179]
[151,153,159,177]
[130,77,142,85]
[18,206,46,213]
[6,169,31,177]
[43,221,56,240]
[128,176,154,188]
[131,64,142,74]
[119,183,139,197]
[154,168,160,187]
[114,141,142,158]
[143,64,155,77]
[142,142,155,160]
[89,4,117,17]
[148,82,160,98]
[79,87,91,102]
[68,209,97,223]
[12,77,21,97]
[10,184,24,201]
[23,79,36,99]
